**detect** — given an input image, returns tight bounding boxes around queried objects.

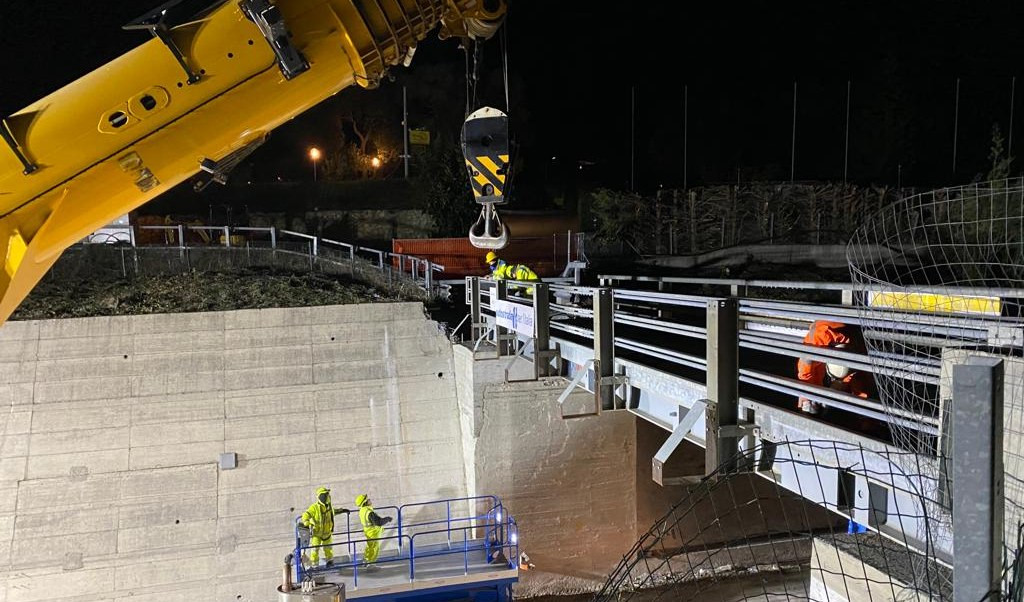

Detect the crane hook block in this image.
[463,107,510,249]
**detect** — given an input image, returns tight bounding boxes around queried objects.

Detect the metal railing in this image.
[82,224,446,296]
[292,495,518,587]
[465,275,1021,440]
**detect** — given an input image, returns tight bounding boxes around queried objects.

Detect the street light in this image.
[308,147,321,181]
[370,156,381,169]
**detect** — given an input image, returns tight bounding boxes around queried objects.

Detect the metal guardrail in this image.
[465,275,1020,440]
[83,224,446,295]
[464,275,1021,563]
[293,495,518,586]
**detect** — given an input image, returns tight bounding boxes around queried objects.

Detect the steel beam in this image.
[706,299,739,474]
[952,356,1004,602]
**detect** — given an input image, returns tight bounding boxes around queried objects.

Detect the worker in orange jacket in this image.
[796,321,876,414]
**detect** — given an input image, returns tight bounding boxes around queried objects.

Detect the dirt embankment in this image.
[12,269,410,320]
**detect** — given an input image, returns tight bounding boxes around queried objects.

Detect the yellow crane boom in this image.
[0,0,504,324]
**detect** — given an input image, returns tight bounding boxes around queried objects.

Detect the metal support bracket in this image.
[653,399,707,486]
[124,5,204,85]
[717,422,760,439]
[240,0,310,80]
[0,119,36,175]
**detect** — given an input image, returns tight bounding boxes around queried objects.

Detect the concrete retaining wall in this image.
[0,303,465,602]
[454,347,638,594]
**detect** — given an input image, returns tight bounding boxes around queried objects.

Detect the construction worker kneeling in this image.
[485,251,540,295]
[356,494,392,567]
[301,487,349,567]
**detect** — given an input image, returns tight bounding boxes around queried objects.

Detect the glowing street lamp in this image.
[308,147,322,181]
[370,156,382,169]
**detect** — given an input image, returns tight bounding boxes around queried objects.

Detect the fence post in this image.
[223,226,230,247]
[705,298,739,474]
[177,225,185,258]
[952,356,1004,602]
[425,261,433,293]
[270,227,277,250]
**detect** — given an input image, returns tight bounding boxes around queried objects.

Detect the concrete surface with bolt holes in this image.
[0,303,467,602]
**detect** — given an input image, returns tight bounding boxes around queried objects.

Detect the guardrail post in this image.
[270,227,277,249]
[952,356,1004,602]
[494,280,509,357]
[425,261,433,292]
[467,277,482,342]
[533,283,551,378]
[594,288,616,411]
[223,226,230,247]
[705,298,739,474]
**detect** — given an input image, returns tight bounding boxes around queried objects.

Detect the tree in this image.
[984,123,1014,182]
[416,142,478,237]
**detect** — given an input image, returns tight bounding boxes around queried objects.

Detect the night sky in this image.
[3,1,1024,205]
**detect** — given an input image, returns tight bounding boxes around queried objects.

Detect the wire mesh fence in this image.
[847,178,1024,589]
[592,440,956,602]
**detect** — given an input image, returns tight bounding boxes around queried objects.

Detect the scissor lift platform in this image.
[289,496,519,602]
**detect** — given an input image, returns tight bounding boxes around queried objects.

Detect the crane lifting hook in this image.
[462,107,511,249]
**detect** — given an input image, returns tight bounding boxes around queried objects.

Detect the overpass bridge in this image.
[462,273,1023,597]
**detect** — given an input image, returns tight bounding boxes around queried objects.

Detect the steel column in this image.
[494,280,509,357]
[952,356,1004,602]
[468,277,482,342]
[594,288,616,410]
[533,283,552,377]
[706,299,739,474]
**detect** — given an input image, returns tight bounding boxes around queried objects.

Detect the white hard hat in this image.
[826,363,850,379]
[826,343,850,379]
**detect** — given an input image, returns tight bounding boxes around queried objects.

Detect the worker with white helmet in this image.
[796,321,876,414]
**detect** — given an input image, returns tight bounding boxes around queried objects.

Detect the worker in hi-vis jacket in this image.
[301,487,349,566]
[355,494,392,565]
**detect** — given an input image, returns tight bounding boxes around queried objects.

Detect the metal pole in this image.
[494,280,509,357]
[790,81,797,182]
[705,299,739,474]
[953,78,961,175]
[630,86,636,192]
[683,84,689,191]
[403,85,410,179]
[313,158,317,182]
[468,277,481,341]
[594,288,615,411]
[533,283,551,378]
[1010,76,1016,158]
[952,356,1004,602]
[843,80,851,183]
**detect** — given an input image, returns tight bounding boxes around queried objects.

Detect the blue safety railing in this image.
[292,495,519,587]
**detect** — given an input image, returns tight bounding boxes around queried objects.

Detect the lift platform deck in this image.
[287,496,519,602]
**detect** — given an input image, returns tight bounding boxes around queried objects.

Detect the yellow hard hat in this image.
[485,251,499,265]
[355,494,368,507]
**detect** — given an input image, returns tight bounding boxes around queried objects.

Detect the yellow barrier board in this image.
[868,291,1001,315]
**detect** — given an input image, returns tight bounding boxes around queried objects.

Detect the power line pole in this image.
[790,81,797,182]
[953,78,961,176]
[843,80,851,184]
[1010,76,1017,158]
[402,85,410,179]
[683,85,689,191]
[631,85,636,192]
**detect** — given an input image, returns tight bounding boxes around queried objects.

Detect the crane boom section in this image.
[0,0,503,324]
